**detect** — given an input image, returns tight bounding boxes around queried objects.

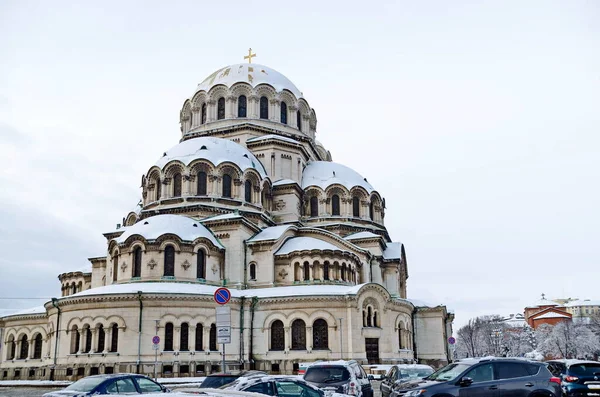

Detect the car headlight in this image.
[405,390,426,397]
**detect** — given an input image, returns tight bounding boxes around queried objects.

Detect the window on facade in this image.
[195,324,203,351]
[297,110,302,132]
[8,337,15,360]
[33,334,42,359]
[331,195,340,216]
[222,174,232,198]
[352,196,360,217]
[173,173,182,197]
[367,307,373,327]
[209,324,217,351]
[260,96,268,119]
[133,247,142,278]
[164,245,175,277]
[341,264,346,281]
[324,262,330,280]
[180,323,189,351]
[369,201,374,220]
[156,178,162,201]
[270,320,284,351]
[197,249,205,279]
[189,112,194,129]
[112,254,118,282]
[280,102,287,124]
[303,262,310,281]
[217,97,225,120]
[398,324,405,349]
[197,171,207,195]
[245,180,252,202]
[313,319,328,350]
[291,319,306,350]
[238,95,247,117]
[84,328,92,353]
[249,263,256,280]
[110,324,118,352]
[201,104,206,124]
[164,323,174,351]
[97,325,105,353]
[310,196,318,217]
[71,327,80,354]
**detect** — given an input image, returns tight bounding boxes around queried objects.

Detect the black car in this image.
[199,370,267,388]
[546,359,600,396]
[389,357,561,397]
[42,373,169,396]
[381,365,435,397]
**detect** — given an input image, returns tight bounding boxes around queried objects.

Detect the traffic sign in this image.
[217,326,231,337]
[214,287,231,305]
[152,344,159,350]
[448,336,456,345]
[217,336,231,344]
[152,336,160,345]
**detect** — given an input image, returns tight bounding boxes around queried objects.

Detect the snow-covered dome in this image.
[195,63,303,98]
[525,296,558,309]
[302,161,374,193]
[155,137,267,178]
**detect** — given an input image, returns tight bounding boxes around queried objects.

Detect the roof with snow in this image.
[344,231,382,240]
[248,225,295,242]
[272,179,298,187]
[275,237,349,255]
[383,242,402,260]
[532,311,571,319]
[301,161,374,193]
[114,214,223,248]
[200,213,242,222]
[154,137,267,177]
[526,297,559,309]
[565,299,600,307]
[246,135,300,145]
[1,306,47,318]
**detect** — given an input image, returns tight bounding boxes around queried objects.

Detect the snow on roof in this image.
[1,306,47,318]
[565,299,600,307]
[154,137,267,177]
[526,297,559,308]
[195,63,303,98]
[115,214,223,248]
[344,231,381,240]
[409,298,446,308]
[201,213,242,222]
[246,135,300,145]
[302,161,374,193]
[383,242,402,260]
[272,179,298,187]
[248,225,295,242]
[275,237,348,255]
[533,311,571,319]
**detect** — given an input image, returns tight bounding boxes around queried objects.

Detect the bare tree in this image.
[457,318,480,358]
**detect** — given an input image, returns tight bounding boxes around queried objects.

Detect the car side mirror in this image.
[459,377,473,387]
[368,375,375,381]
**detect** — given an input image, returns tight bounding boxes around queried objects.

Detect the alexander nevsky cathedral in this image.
[0,51,453,381]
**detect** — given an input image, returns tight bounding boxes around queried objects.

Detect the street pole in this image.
[222,343,226,373]
[154,320,159,381]
[339,317,343,360]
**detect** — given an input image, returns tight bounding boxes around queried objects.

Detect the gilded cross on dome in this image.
[244,48,256,64]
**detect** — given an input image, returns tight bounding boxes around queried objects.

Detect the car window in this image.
[568,363,600,377]
[136,377,163,393]
[464,363,494,383]
[387,367,396,380]
[352,364,364,379]
[276,381,321,397]
[106,377,138,394]
[64,377,106,391]
[546,362,564,376]
[203,376,238,388]
[304,366,351,382]
[428,363,471,381]
[495,363,531,379]
[245,381,275,396]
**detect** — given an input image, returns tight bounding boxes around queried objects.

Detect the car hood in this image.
[42,392,89,397]
[396,379,442,391]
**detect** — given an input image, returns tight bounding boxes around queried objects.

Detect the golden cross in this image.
[244,48,256,64]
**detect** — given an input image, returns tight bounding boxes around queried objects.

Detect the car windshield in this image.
[202,376,238,388]
[426,363,471,381]
[304,366,351,383]
[568,363,600,377]
[401,368,434,378]
[64,377,107,391]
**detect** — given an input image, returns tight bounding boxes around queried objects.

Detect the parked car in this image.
[199,371,267,388]
[225,375,328,397]
[380,365,434,397]
[389,357,561,397]
[546,359,600,396]
[41,373,170,396]
[303,360,374,397]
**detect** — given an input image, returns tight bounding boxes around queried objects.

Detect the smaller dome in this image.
[155,137,267,177]
[275,237,349,255]
[302,161,374,193]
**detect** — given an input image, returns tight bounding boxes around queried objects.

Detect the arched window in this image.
[303,262,310,281]
[280,102,287,124]
[133,247,142,278]
[164,245,175,277]
[196,249,205,279]
[209,324,217,351]
[112,254,118,282]
[180,323,189,351]
[310,196,318,217]
[352,196,360,217]
[323,262,330,280]
[164,323,174,351]
[249,263,256,280]
[84,327,92,353]
[156,178,162,201]
[189,111,194,129]
[245,180,252,202]
[110,324,118,352]
[201,104,206,124]
[291,319,306,350]
[313,319,328,350]
[369,201,374,220]
[195,324,203,351]
[398,323,406,349]
[19,335,28,359]
[260,96,268,119]
[367,307,373,327]
[33,334,43,359]
[71,326,80,354]
[297,110,302,132]
[222,174,232,198]
[173,173,182,197]
[341,264,346,281]
[270,320,284,351]
[217,97,225,120]
[97,325,105,353]
[197,171,207,195]
[332,194,340,216]
[238,95,247,117]
[8,336,15,360]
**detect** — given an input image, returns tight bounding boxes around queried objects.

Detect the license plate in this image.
[589,385,600,390]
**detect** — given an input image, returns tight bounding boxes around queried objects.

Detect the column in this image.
[90,329,98,353]
[104,327,112,353]
[207,100,216,122]
[174,326,180,352]
[79,331,86,353]
[284,327,290,351]
[270,99,279,122]
[225,96,235,119]
[203,327,210,351]
[182,174,191,197]
[289,106,298,128]
[306,327,313,350]
[249,95,259,118]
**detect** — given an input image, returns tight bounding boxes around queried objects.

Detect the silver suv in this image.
[303,360,374,397]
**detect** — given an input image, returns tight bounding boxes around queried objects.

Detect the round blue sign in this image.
[448,336,456,345]
[152,335,160,345]
[214,287,231,305]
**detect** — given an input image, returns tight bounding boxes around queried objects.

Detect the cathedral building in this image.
[0,57,453,381]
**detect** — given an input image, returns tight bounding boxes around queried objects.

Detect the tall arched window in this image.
[341,263,346,281]
[197,171,207,195]
[332,194,340,216]
[189,111,194,129]
[195,324,203,351]
[209,324,217,351]
[7,336,15,360]
[97,325,105,353]
[222,174,232,198]
[33,334,43,359]
[173,173,182,197]
[19,335,28,359]
[249,263,256,280]
[164,323,174,351]
[133,247,142,278]
[71,326,80,354]
[84,327,92,353]
[110,324,118,352]
[369,201,375,220]
[352,196,360,217]
[297,111,302,132]
[367,307,373,327]
[280,102,287,124]
[180,323,189,351]
[323,262,330,280]
[217,97,225,120]
[201,104,206,124]
[291,319,306,350]
[313,319,328,350]
[303,262,310,281]
[245,180,252,202]
[196,249,205,279]
[238,95,247,117]
[156,178,162,201]
[112,254,118,282]
[164,245,175,277]
[260,96,268,119]
[270,320,284,351]
[310,196,318,217]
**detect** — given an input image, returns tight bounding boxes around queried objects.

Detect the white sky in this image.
[1,0,599,329]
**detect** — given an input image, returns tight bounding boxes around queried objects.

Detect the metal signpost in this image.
[152,334,160,380]
[214,287,231,373]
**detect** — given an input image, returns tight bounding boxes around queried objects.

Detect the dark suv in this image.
[303,360,374,397]
[199,370,267,388]
[546,359,600,396]
[389,357,561,397]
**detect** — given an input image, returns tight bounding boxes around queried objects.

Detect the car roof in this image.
[392,364,434,370]
[206,371,266,377]
[456,357,542,365]
[77,373,143,380]
[306,360,358,367]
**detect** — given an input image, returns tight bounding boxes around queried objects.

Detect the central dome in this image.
[195,63,303,98]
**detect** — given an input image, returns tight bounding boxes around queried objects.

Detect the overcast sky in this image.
[1,0,599,329]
